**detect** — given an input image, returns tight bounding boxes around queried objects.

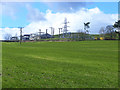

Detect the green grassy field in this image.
[2,40,118,88]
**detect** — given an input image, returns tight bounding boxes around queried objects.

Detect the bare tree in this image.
[4,33,12,40]
[99,27,105,37]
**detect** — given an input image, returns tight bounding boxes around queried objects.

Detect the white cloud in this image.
[26,4,46,22]
[0,3,17,19]
[0,7,118,40]
[0,30,2,40]
[0,28,19,40]
[44,2,87,13]
[23,7,117,34]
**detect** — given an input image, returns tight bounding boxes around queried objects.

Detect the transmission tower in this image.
[63,18,70,38]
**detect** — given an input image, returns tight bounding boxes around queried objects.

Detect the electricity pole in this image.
[46,29,48,39]
[50,27,53,39]
[58,28,62,38]
[52,28,54,37]
[19,27,24,44]
[39,29,41,40]
[50,27,53,35]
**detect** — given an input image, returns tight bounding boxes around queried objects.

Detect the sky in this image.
[0,1,118,40]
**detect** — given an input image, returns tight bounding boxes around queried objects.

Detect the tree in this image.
[113,20,120,40]
[84,22,90,34]
[113,20,120,28]
[99,27,105,37]
[4,33,12,40]
[84,22,90,40]
[105,25,116,40]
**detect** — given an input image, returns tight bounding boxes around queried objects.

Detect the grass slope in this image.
[2,40,118,88]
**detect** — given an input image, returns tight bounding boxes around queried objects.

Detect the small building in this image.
[10,37,18,41]
[22,34,30,41]
[29,34,37,40]
[41,33,53,39]
[22,33,53,41]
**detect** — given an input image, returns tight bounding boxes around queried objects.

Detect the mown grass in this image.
[2,40,118,88]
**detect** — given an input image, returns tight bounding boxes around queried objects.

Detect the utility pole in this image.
[53,28,54,37]
[18,27,24,44]
[58,28,62,38]
[50,27,53,35]
[50,27,53,39]
[50,27,54,36]
[49,27,55,40]
[39,29,41,40]
[46,29,48,39]
[38,29,44,40]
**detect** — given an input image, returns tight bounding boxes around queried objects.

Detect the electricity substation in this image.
[1,18,120,43]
